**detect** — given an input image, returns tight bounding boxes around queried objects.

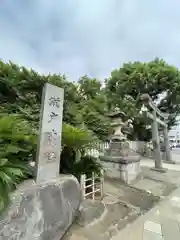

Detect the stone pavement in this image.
[172,152,180,162]
[63,158,180,240]
[141,157,180,171]
[64,165,180,240]
[111,186,180,240]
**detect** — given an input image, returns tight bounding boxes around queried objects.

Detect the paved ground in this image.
[63,162,180,240]
[141,157,180,171]
[111,154,180,239]
[112,186,180,240]
[63,154,180,240]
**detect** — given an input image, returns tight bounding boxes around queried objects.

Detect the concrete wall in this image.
[129,141,146,153]
[0,175,81,240]
[129,141,153,157]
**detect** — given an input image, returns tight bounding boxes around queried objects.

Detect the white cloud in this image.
[0,0,180,80]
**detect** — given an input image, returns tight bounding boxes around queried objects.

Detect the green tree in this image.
[78,75,102,99]
[105,58,180,140]
[78,76,111,140]
[0,61,84,126]
[0,61,110,140]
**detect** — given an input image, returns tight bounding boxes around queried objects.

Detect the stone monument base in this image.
[0,175,81,240]
[101,157,141,184]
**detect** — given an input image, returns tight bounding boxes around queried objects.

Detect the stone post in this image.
[152,109,162,169]
[36,83,64,183]
[163,124,173,163]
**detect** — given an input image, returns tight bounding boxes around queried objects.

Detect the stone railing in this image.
[86,141,152,158]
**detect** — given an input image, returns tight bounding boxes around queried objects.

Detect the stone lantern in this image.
[100,108,141,184]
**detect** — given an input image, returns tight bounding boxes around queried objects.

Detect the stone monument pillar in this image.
[36,83,64,183]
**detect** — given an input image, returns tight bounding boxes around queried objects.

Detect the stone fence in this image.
[86,141,152,158]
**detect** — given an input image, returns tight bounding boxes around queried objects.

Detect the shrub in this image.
[71,155,102,181]
[0,158,32,213]
[60,123,102,179]
[0,114,37,163]
[0,114,36,213]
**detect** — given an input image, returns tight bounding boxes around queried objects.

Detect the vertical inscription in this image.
[36,83,64,183]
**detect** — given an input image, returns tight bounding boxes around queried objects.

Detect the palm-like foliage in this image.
[0,158,32,213]
[0,114,37,162]
[0,114,36,213]
[62,123,99,161]
[60,123,102,179]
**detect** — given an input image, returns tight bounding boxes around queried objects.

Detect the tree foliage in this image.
[60,123,101,180]
[78,76,111,140]
[0,61,110,140]
[105,58,180,140]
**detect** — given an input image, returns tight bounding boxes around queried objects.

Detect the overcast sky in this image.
[0,0,180,81]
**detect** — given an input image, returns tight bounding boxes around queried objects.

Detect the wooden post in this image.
[80,174,86,200]
[92,172,95,200]
[100,169,104,199]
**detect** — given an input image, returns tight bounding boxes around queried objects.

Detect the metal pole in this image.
[152,109,162,169]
